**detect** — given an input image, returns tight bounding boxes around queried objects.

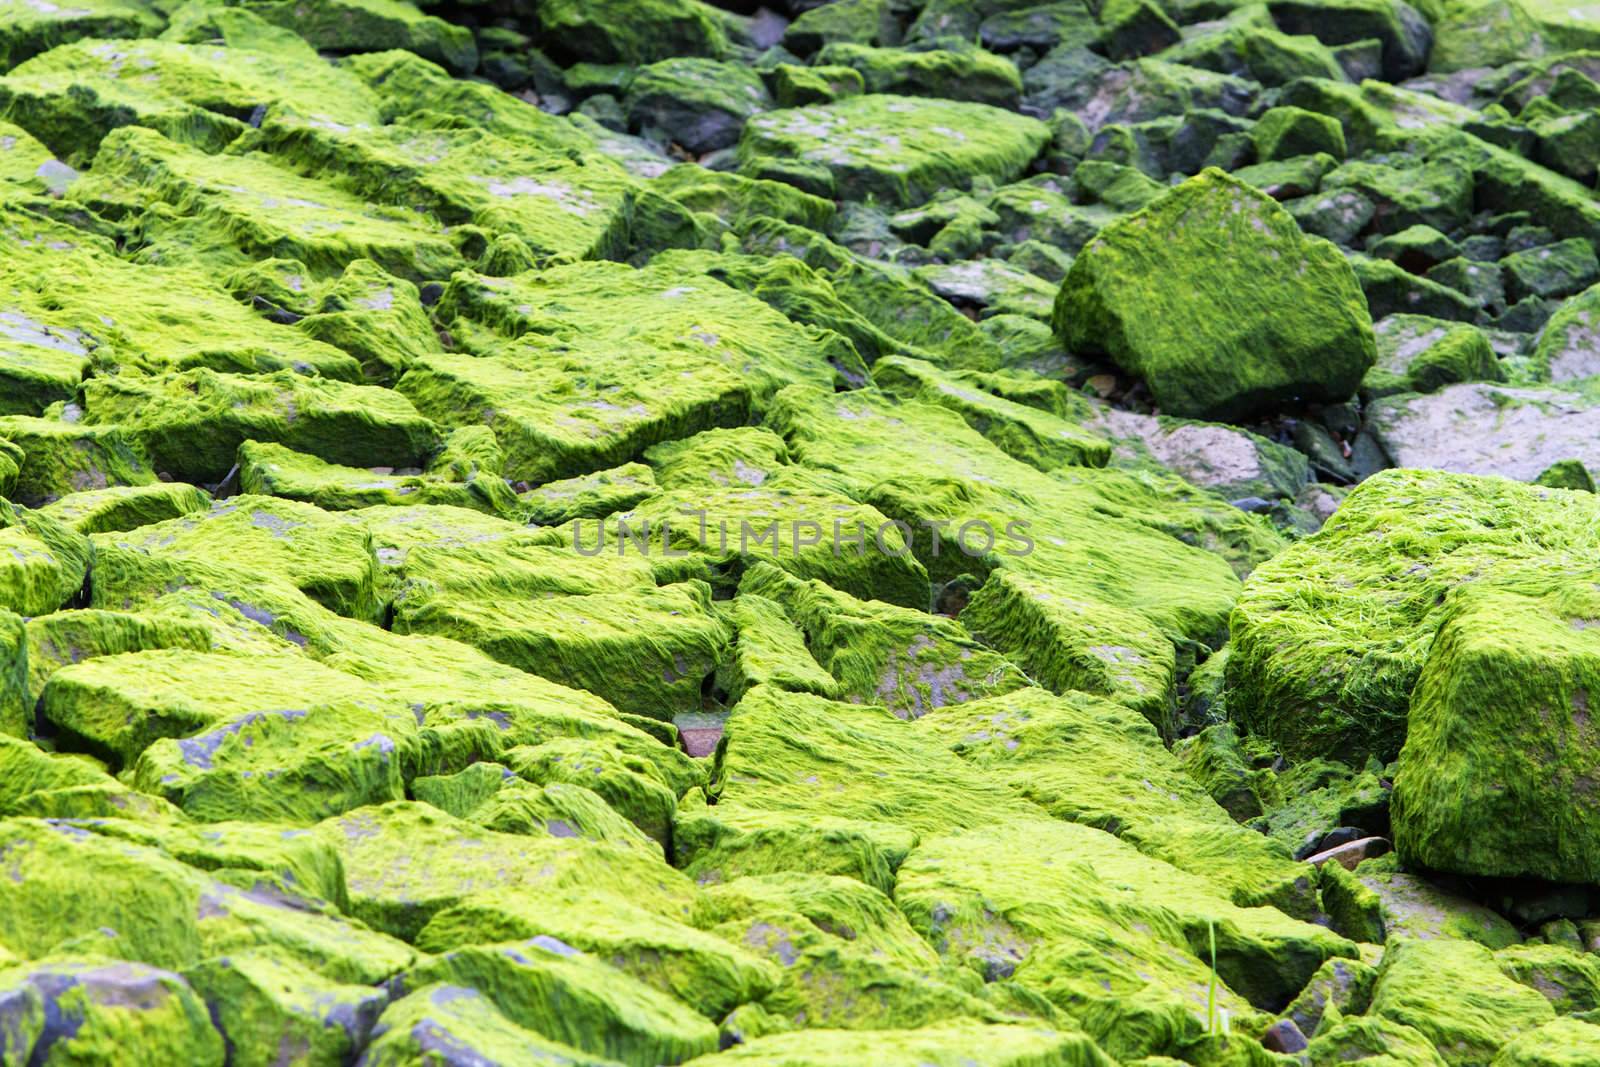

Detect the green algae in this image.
[0,226,361,379]
[673,786,917,897]
[718,591,840,702]
[359,982,620,1067]
[537,0,727,64]
[693,871,1005,1032]
[0,0,162,73]
[25,607,210,704]
[403,261,853,487]
[766,382,1273,651]
[395,577,730,720]
[413,763,658,854]
[1531,282,1600,382]
[895,817,1353,1058]
[0,416,154,505]
[1392,585,1600,883]
[1491,1018,1600,1065]
[739,562,1025,716]
[75,126,464,281]
[418,887,779,1020]
[252,112,640,269]
[1281,955,1378,1041]
[129,698,411,824]
[1351,854,1522,949]
[0,815,414,981]
[0,956,225,1066]
[682,1024,1116,1066]
[814,43,1022,107]
[913,687,1318,916]
[872,355,1112,472]
[520,463,659,525]
[40,648,390,764]
[0,498,89,622]
[2,36,378,158]
[1364,315,1504,399]
[98,494,385,621]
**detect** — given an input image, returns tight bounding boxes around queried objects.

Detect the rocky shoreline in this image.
[2,0,1600,1063]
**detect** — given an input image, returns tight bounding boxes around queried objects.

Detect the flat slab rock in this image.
[1363,381,1600,481]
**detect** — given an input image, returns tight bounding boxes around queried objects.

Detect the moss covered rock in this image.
[738,94,1048,207]
[1392,584,1600,883]
[83,368,439,484]
[1228,469,1600,762]
[1370,938,1555,1065]
[0,957,224,1066]
[1363,315,1503,399]
[394,938,719,1063]
[1054,167,1375,421]
[183,952,384,1067]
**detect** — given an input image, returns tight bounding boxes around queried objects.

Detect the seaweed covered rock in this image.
[1228,469,1600,762]
[392,938,719,1064]
[1053,168,1375,421]
[358,983,615,1067]
[1531,281,1600,382]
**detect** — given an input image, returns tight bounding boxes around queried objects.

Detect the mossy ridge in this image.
[413,763,661,854]
[765,385,1280,725]
[248,111,640,267]
[416,886,780,1020]
[567,426,935,608]
[182,951,385,1067]
[1,36,378,158]
[72,126,465,281]
[393,937,720,1064]
[238,440,517,517]
[0,815,417,980]
[911,686,1319,916]
[691,870,1008,1032]
[739,562,1028,718]
[312,800,698,942]
[0,956,225,1066]
[895,818,1355,1058]
[400,261,855,487]
[82,367,440,485]
[0,224,363,381]
[1392,585,1600,883]
[0,0,163,74]
[357,982,621,1067]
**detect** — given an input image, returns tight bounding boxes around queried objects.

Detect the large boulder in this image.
[1228,469,1600,762]
[1053,168,1375,421]
[1393,584,1600,883]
